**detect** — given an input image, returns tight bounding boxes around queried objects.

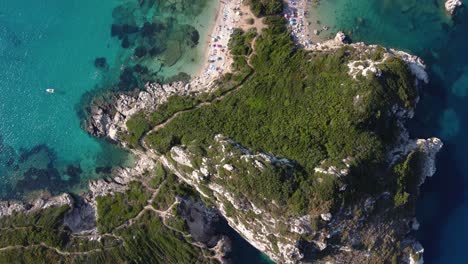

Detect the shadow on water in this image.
[409,8,468,263]
[216,218,274,264]
[415,144,465,260]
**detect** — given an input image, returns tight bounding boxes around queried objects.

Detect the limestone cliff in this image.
[445,0,463,15]
[159,131,441,263]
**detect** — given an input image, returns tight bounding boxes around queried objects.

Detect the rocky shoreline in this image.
[86,81,196,142]
[0,1,445,263]
[79,31,443,263]
[445,0,463,15]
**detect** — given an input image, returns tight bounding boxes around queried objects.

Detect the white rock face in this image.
[30,193,73,211]
[87,82,191,141]
[171,146,194,168]
[311,33,429,85]
[347,59,383,79]
[0,201,25,217]
[0,193,73,218]
[89,151,156,198]
[408,242,425,264]
[390,49,429,84]
[334,31,347,44]
[445,0,463,15]
[223,164,234,171]
[321,213,333,221]
[415,138,444,183]
[166,136,309,264]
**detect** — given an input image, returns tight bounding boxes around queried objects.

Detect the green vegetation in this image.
[248,0,283,17]
[228,28,257,56]
[392,151,422,208]
[0,206,121,262]
[143,20,416,215]
[0,206,70,249]
[121,111,150,148]
[0,187,210,263]
[166,214,190,233]
[96,181,151,233]
[0,4,422,263]
[120,96,200,149]
[148,96,200,125]
[0,246,66,263]
[150,161,168,189]
[115,211,208,263]
[153,173,196,211]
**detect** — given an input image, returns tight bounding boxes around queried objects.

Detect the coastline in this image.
[0,0,446,263]
[191,0,266,91]
[0,0,260,229]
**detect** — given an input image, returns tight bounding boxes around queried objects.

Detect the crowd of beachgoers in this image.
[190,0,244,90]
[191,0,329,89]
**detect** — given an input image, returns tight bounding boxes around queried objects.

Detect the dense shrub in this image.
[249,0,283,17]
[228,28,256,56]
[96,181,151,233]
[121,111,150,148]
[393,151,422,208]
[144,23,417,214]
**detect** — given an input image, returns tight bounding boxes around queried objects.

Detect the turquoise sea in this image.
[312,0,468,262]
[4,0,465,262]
[0,0,271,262]
[0,0,217,198]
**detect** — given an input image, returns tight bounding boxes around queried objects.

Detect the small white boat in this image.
[46,88,55,93]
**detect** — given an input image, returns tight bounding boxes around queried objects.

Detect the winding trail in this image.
[139,36,259,152]
[0,35,260,262]
[0,243,118,256]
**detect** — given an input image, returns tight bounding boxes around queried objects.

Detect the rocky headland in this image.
[0,0,443,263]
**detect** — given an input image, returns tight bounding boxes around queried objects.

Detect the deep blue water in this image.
[313,0,468,262]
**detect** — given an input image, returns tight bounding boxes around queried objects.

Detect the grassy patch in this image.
[96,181,151,233]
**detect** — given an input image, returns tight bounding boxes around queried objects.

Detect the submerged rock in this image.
[187,27,200,47]
[119,67,138,90]
[134,46,148,58]
[162,40,182,67]
[111,24,139,39]
[141,22,165,37]
[94,57,108,69]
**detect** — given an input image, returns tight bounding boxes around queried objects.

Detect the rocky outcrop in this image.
[162,136,308,263]
[0,201,25,218]
[178,198,223,247]
[162,131,441,263]
[390,133,444,185]
[86,81,191,141]
[156,35,442,263]
[0,193,73,218]
[63,201,97,234]
[445,0,463,15]
[88,151,157,198]
[313,32,429,85]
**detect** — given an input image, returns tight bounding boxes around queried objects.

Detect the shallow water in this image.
[0,0,133,198]
[0,0,218,198]
[312,0,468,262]
[0,0,272,262]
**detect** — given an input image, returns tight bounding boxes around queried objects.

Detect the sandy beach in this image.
[190,0,332,91]
[190,0,266,91]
